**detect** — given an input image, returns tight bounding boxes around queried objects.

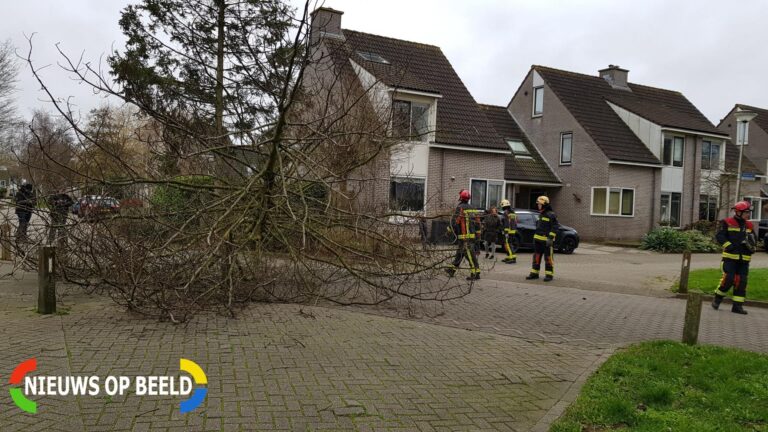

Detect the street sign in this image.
[741,172,756,181]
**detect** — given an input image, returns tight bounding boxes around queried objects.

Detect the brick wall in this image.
[426,148,506,217]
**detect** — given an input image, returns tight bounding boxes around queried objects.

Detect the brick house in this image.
[305,7,558,238]
[506,65,734,241]
[717,104,768,220]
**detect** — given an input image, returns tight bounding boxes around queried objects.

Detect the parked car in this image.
[73,195,120,219]
[759,219,768,252]
[500,209,580,254]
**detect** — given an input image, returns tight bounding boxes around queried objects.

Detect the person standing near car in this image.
[711,201,756,315]
[482,206,501,260]
[500,199,517,264]
[526,195,558,282]
[446,189,481,281]
[14,184,36,242]
[47,188,74,246]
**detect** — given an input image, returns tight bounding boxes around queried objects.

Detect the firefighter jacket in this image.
[451,202,480,241]
[534,208,559,242]
[502,208,517,236]
[716,216,756,261]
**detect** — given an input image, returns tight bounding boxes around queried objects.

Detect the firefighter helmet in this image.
[459,189,471,202]
[500,199,511,208]
[536,195,550,205]
[732,201,752,212]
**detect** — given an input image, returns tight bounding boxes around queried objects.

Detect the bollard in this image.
[678,250,691,294]
[37,246,56,314]
[1,223,10,260]
[682,291,703,345]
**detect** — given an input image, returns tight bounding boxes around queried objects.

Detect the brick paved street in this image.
[1,244,766,431]
[0,274,608,431]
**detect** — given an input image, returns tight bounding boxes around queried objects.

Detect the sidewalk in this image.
[2,259,766,431]
[0,274,609,431]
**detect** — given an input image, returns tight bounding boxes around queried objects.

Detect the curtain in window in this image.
[621,190,633,216]
[593,188,607,214]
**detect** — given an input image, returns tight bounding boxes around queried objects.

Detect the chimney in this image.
[310,7,344,44]
[599,65,630,91]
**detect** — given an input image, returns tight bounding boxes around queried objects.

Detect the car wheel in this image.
[559,237,577,254]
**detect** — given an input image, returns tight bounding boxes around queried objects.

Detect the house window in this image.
[742,196,763,220]
[470,179,504,209]
[591,187,634,216]
[661,192,682,227]
[699,194,718,222]
[0,180,5,187]
[701,141,721,170]
[392,100,429,142]
[560,132,573,165]
[662,136,684,167]
[532,86,544,116]
[507,140,531,159]
[389,176,425,212]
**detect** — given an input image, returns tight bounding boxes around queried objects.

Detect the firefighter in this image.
[526,195,558,281]
[445,189,481,281]
[500,199,517,264]
[711,201,756,315]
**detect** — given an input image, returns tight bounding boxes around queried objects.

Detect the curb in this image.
[674,292,768,309]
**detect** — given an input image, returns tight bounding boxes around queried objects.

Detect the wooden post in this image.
[682,292,703,345]
[0,223,11,261]
[678,250,692,294]
[37,246,56,314]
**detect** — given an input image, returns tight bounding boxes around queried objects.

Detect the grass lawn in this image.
[551,341,768,432]
[673,268,768,301]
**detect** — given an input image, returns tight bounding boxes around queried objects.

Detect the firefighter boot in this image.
[444,268,456,278]
[543,275,553,282]
[732,303,748,315]
[467,272,481,281]
[711,294,724,310]
[525,273,539,280]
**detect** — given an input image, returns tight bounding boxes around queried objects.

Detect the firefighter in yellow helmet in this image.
[499,199,517,264]
[526,195,559,281]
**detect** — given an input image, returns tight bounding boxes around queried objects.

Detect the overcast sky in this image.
[3,0,768,125]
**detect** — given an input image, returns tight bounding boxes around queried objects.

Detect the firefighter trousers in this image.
[503,232,516,260]
[530,240,554,277]
[715,258,749,303]
[451,240,480,275]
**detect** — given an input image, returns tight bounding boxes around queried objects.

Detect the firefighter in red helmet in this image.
[446,189,481,281]
[712,201,757,314]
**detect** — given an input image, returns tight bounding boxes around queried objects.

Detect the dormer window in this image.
[357,51,389,64]
[393,100,429,142]
[507,140,532,159]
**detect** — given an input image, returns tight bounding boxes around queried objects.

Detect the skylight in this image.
[507,140,532,158]
[357,51,390,64]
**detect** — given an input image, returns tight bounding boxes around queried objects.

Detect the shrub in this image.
[641,227,719,253]
[683,219,718,234]
[150,175,214,225]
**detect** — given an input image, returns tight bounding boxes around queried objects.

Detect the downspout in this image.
[650,168,657,232]
[440,148,445,209]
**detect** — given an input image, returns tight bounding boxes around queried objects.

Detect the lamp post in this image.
[734,109,757,204]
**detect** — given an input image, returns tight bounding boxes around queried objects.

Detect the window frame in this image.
[388,175,426,214]
[392,99,430,142]
[660,192,682,227]
[701,140,722,171]
[532,86,544,117]
[469,178,506,210]
[699,194,718,222]
[590,186,635,217]
[560,132,573,165]
[662,135,685,167]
